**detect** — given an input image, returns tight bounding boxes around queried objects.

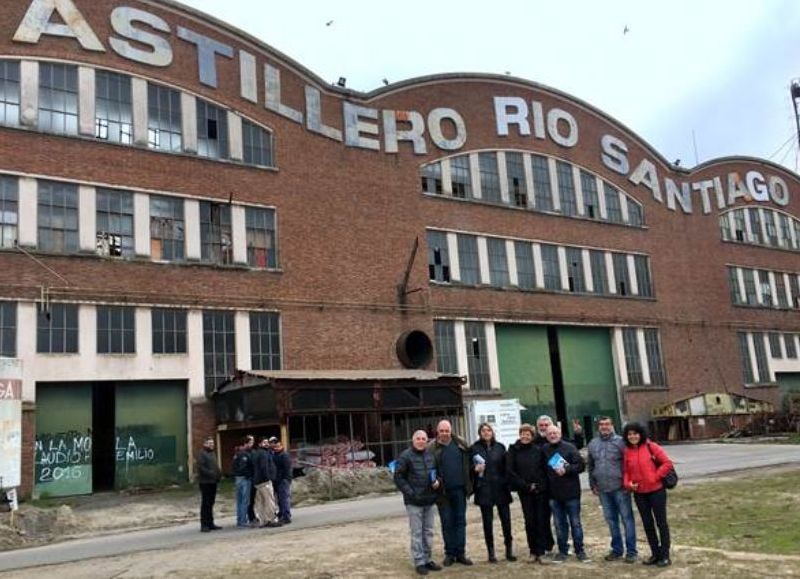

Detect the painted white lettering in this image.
[629,158,663,202]
[13,0,104,51]
[713,177,726,209]
[727,172,748,205]
[600,134,630,175]
[343,102,380,150]
[109,7,171,67]
[546,108,578,147]
[305,85,343,142]
[530,101,546,139]
[665,178,692,213]
[383,110,426,154]
[745,170,769,202]
[692,179,715,214]
[768,175,790,206]
[239,50,258,103]
[176,26,233,88]
[264,64,302,124]
[427,108,467,151]
[494,96,530,136]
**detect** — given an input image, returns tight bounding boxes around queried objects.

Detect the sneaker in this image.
[552,553,568,564]
[415,565,429,575]
[604,552,623,562]
[624,554,638,564]
[425,561,442,572]
[576,552,591,563]
[657,558,672,567]
[642,555,659,566]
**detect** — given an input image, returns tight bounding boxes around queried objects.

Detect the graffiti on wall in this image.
[35,431,92,483]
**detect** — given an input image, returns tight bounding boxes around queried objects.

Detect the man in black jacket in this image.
[270,437,293,524]
[543,425,588,563]
[394,430,443,576]
[252,437,281,528]
[195,436,222,532]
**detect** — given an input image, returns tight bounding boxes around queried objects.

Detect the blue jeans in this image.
[406,504,436,566]
[276,479,292,521]
[437,486,467,557]
[235,477,252,526]
[599,489,637,556]
[549,498,584,555]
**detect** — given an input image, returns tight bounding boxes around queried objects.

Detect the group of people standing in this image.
[393,416,674,575]
[194,434,293,532]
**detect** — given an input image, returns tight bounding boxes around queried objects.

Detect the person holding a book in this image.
[506,423,550,564]
[543,424,589,563]
[470,422,515,563]
[622,422,674,567]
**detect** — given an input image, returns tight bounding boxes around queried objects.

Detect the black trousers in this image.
[199,482,217,528]
[634,488,671,559]
[479,503,512,553]
[519,493,551,556]
[248,483,257,522]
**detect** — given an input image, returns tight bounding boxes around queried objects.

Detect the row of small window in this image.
[0,302,280,392]
[421,151,644,227]
[728,266,800,310]
[737,331,800,385]
[0,60,273,166]
[0,176,277,267]
[427,230,653,297]
[432,321,666,391]
[720,206,800,252]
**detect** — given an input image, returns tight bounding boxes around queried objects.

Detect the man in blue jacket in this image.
[394,430,443,576]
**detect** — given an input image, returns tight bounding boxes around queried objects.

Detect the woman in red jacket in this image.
[622,422,673,567]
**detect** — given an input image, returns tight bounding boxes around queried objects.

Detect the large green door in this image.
[776,373,800,412]
[496,325,555,424]
[558,327,620,436]
[34,384,93,498]
[114,381,188,489]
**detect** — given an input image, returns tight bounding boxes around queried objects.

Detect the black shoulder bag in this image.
[647,442,678,489]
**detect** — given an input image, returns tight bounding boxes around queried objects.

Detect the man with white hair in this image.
[394,430,443,576]
[430,419,474,567]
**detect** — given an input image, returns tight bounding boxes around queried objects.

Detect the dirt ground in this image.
[2,468,800,578]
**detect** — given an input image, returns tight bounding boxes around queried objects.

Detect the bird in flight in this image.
[623,25,630,34]
[326,20,334,26]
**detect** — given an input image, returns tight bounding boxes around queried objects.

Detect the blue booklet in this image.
[548,452,567,470]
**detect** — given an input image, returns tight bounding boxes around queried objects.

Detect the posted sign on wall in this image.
[465,399,523,449]
[0,359,23,489]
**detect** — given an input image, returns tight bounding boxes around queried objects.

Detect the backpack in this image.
[646,442,678,489]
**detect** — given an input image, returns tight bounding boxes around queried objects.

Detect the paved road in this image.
[1,442,798,572]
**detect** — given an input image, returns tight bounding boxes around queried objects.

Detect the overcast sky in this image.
[180,0,800,172]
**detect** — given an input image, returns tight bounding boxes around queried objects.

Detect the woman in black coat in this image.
[470,422,516,563]
[506,423,550,563]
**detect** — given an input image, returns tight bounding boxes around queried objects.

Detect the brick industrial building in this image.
[0,0,798,498]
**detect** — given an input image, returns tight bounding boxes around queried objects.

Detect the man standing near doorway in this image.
[270,436,293,525]
[430,419,474,567]
[588,416,638,563]
[196,436,222,532]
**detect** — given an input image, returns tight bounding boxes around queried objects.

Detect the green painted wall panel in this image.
[114,381,188,489]
[558,327,620,432]
[776,373,800,411]
[496,325,555,425]
[34,384,93,498]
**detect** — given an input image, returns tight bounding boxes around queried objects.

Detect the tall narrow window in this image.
[95,70,132,144]
[421,163,443,194]
[457,234,480,285]
[733,210,746,242]
[147,82,182,152]
[719,214,732,241]
[540,244,561,290]
[487,238,509,288]
[785,334,798,359]
[764,212,779,246]
[203,310,235,394]
[775,273,789,309]
[0,301,16,357]
[200,201,232,265]
[768,332,783,359]
[580,170,599,219]
[742,269,758,305]
[565,247,585,292]
[737,332,754,384]
[96,188,134,257]
[434,320,458,374]
[150,195,184,261]
[465,321,490,390]
[748,208,763,243]
[246,206,277,268]
[478,153,501,203]
[556,161,577,216]
[622,328,643,386]
[751,332,769,382]
[449,155,471,198]
[196,99,228,159]
[152,308,187,354]
[644,328,665,385]
[531,155,553,211]
[757,270,772,306]
[250,311,281,370]
[96,305,135,354]
[627,198,644,227]
[589,250,608,294]
[38,181,79,253]
[514,241,535,290]
[612,253,629,296]
[604,183,623,223]
[778,214,793,248]
[242,120,273,166]
[634,255,653,297]
[728,267,742,304]
[0,60,20,127]
[505,152,527,207]
[38,63,78,135]
[36,303,78,353]
[789,275,800,308]
[0,176,18,248]
[427,230,450,283]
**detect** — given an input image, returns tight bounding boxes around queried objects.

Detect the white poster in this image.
[0,359,23,489]
[466,398,523,449]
